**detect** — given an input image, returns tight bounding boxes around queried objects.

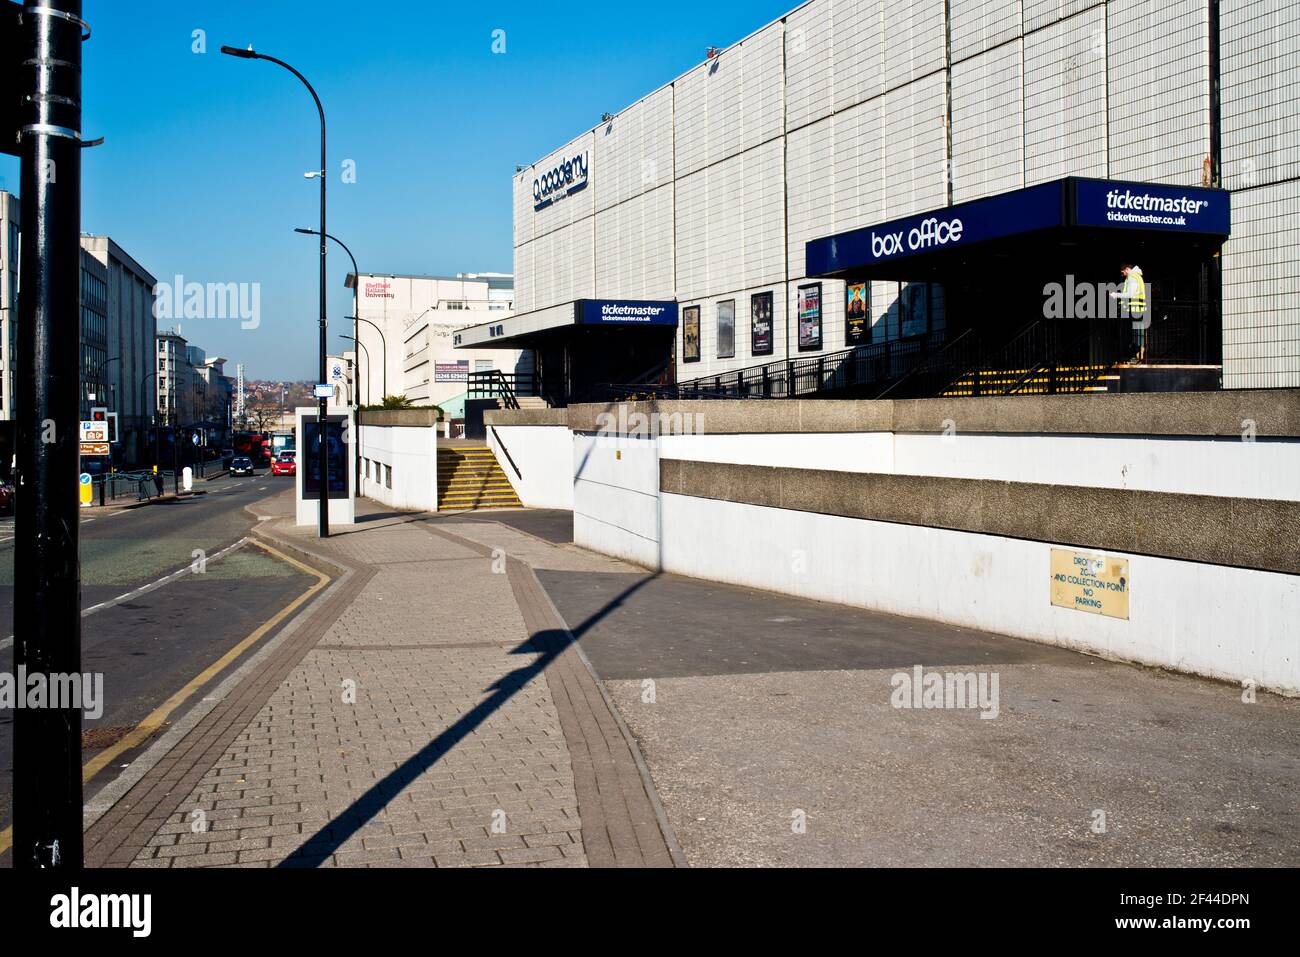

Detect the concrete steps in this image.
[436,447,521,510]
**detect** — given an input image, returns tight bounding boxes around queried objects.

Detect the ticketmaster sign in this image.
[575,299,679,326]
[805,176,1230,277]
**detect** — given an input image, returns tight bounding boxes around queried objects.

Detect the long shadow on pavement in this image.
[278,570,658,867]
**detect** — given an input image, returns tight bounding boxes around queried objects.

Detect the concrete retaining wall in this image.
[357,421,438,511]
[486,392,1300,693]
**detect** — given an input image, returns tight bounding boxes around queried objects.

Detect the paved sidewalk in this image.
[83,494,677,867]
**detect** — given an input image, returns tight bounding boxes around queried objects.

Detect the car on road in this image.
[0,480,13,515]
[230,455,255,476]
[271,450,296,477]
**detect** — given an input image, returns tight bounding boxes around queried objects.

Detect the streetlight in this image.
[339,334,370,405]
[348,315,388,401]
[139,370,159,466]
[88,354,120,404]
[221,43,330,538]
[295,227,361,405]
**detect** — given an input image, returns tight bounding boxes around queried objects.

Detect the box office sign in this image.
[1050,548,1130,619]
[435,360,469,382]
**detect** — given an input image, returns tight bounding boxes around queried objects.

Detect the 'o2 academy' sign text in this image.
[533,150,590,210]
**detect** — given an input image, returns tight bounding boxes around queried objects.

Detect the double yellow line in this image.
[0,537,329,857]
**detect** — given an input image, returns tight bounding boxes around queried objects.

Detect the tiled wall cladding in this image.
[509,0,1292,386]
[673,25,785,180]
[593,87,675,214]
[880,72,949,220]
[1023,5,1108,184]
[594,185,675,301]
[883,0,947,93]
[1107,0,1210,185]
[675,139,785,304]
[1222,180,1300,389]
[1221,0,1300,191]
[1022,0,1102,34]
[951,41,1025,202]
[785,0,886,132]
[950,0,1022,62]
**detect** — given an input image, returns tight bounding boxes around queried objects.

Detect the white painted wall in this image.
[489,425,575,509]
[573,432,661,567]
[659,494,1300,695]
[551,422,1300,693]
[357,423,438,512]
[656,431,1300,501]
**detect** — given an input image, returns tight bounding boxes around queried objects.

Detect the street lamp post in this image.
[295,228,360,405]
[339,334,370,405]
[222,44,330,537]
[88,354,120,406]
[349,315,388,401]
[139,370,158,466]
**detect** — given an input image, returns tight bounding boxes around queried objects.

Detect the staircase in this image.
[502,396,548,410]
[436,446,521,511]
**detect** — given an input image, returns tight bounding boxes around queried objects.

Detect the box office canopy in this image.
[805,177,1231,283]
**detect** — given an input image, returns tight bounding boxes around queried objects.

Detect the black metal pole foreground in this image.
[14,0,86,870]
[222,45,330,537]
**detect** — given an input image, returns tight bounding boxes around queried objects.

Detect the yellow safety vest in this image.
[1124,274,1146,316]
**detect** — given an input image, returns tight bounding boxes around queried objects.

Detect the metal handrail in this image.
[489,426,522,479]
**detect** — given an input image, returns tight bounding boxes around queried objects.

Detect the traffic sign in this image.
[79,442,110,456]
[314,384,333,399]
[80,420,107,442]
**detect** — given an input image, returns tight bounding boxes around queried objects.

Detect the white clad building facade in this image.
[490,0,1298,395]
[349,272,528,416]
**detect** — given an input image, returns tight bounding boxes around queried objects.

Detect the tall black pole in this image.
[297,229,360,406]
[14,0,85,869]
[222,47,329,536]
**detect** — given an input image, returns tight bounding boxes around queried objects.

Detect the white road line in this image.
[0,537,250,651]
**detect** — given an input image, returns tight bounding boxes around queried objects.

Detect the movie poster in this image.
[751,291,774,356]
[845,282,869,346]
[682,305,701,362]
[717,300,736,358]
[798,283,822,352]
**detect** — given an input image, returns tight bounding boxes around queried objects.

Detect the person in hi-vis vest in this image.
[1111,264,1147,361]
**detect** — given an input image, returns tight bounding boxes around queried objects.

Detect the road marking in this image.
[77,538,328,785]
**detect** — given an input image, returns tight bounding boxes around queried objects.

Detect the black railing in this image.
[489,426,522,479]
[466,371,539,410]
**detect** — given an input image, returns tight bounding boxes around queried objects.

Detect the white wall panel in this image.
[1024,5,1108,184]
[883,0,946,93]
[1022,0,1101,34]
[594,184,675,301]
[952,41,1025,202]
[880,72,948,219]
[1222,179,1300,389]
[1220,0,1300,191]
[1107,0,1209,185]
[951,0,1022,63]
[593,87,675,213]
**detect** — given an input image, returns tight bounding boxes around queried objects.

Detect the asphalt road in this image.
[0,471,320,864]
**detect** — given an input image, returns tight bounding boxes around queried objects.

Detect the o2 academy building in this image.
[455,0,1297,403]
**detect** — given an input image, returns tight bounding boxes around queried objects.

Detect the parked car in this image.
[0,481,14,515]
[230,456,255,476]
[271,450,296,477]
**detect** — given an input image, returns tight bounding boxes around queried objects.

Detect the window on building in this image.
[384,464,392,488]
[443,301,466,310]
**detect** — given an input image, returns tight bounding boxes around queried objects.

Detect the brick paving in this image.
[86,498,677,868]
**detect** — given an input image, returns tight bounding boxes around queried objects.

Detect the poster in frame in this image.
[682,305,701,362]
[717,299,736,358]
[845,281,869,346]
[797,283,822,352]
[751,291,774,357]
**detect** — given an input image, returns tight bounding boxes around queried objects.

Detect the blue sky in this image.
[0,0,793,379]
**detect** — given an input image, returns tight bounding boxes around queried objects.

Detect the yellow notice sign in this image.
[1050,548,1130,619]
